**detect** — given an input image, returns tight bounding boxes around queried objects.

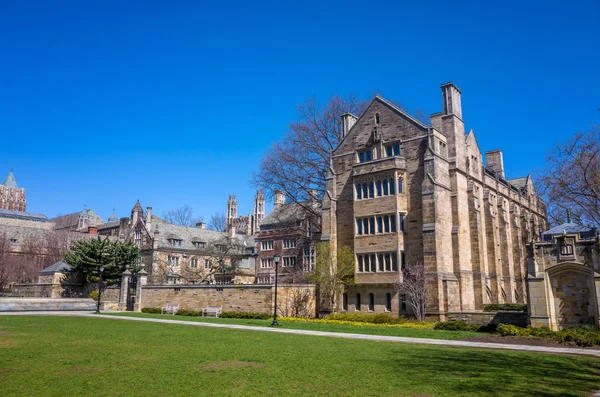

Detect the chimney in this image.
[274,190,285,208]
[145,206,153,230]
[196,221,206,229]
[229,226,236,237]
[87,226,98,235]
[485,150,505,178]
[308,189,318,203]
[441,82,462,119]
[341,113,358,138]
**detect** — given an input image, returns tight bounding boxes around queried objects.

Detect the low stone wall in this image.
[0,297,96,311]
[140,284,316,316]
[429,311,528,327]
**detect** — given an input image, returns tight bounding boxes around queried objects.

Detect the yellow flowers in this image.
[279,317,436,329]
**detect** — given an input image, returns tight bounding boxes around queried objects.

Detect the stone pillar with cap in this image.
[118,270,131,311]
[133,269,148,312]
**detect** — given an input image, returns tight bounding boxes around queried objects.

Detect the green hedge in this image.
[483,304,527,312]
[220,311,271,319]
[433,321,483,332]
[176,309,202,317]
[327,313,407,325]
[496,324,600,346]
[141,307,162,314]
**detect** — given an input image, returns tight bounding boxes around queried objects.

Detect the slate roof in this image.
[542,222,598,240]
[153,222,253,250]
[50,209,104,229]
[2,170,18,188]
[97,221,120,230]
[508,176,529,189]
[0,208,48,222]
[261,202,320,228]
[39,260,71,274]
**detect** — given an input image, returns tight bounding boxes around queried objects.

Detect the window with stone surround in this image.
[191,258,199,268]
[283,238,296,249]
[342,293,348,311]
[397,176,404,194]
[368,293,375,311]
[385,143,401,157]
[385,293,392,312]
[168,255,180,267]
[356,216,376,235]
[282,256,296,267]
[261,240,274,250]
[399,213,406,232]
[261,257,274,268]
[355,293,361,310]
[204,259,212,269]
[135,230,142,247]
[192,241,206,249]
[303,246,315,271]
[357,252,397,273]
[357,214,396,236]
[358,149,372,163]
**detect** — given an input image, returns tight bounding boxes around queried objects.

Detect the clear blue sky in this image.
[1,1,598,220]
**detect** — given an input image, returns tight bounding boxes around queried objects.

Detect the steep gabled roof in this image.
[40,260,71,275]
[508,176,529,189]
[542,222,597,240]
[261,202,321,228]
[2,170,18,188]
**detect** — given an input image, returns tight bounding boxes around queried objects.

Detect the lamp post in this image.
[95,265,105,314]
[271,254,281,326]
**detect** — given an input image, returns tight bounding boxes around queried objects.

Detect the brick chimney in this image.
[486,150,505,178]
[341,113,358,138]
[196,222,206,229]
[87,226,98,235]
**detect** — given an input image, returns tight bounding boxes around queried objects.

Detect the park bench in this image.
[161,304,179,315]
[202,305,222,318]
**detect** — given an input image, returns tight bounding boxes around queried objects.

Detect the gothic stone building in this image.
[527,222,600,330]
[321,82,547,318]
[226,190,265,236]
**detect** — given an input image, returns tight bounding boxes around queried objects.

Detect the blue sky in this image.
[1,0,598,220]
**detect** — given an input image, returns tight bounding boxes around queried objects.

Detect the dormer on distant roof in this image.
[108,208,118,223]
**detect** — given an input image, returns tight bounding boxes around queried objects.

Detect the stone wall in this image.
[0,297,96,311]
[442,311,528,327]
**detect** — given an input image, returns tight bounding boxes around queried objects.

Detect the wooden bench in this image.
[202,305,222,318]
[161,304,179,315]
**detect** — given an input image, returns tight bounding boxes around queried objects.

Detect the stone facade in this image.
[527,222,600,330]
[322,82,547,318]
[0,170,26,212]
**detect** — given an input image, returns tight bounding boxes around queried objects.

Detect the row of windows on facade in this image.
[342,292,393,312]
[260,247,316,271]
[356,213,405,236]
[260,238,297,251]
[355,177,404,200]
[356,251,406,273]
[357,142,401,163]
[167,256,214,269]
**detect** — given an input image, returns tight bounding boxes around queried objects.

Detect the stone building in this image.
[255,191,321,284]
[527,222,599,329]
[226,190,265,236]
[0,169,26,211]
[321,82,547,318]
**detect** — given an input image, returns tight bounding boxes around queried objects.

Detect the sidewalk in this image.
[3,311,600,358]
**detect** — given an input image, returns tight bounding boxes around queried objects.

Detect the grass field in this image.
[108,312,482,340]
[1,315,599,397]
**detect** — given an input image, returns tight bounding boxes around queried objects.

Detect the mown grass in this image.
[1,315,599,396]
[108,312,481,340]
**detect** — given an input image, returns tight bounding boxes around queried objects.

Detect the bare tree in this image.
[278,286,314,318]
[208,212,227,232]
[162,205,204,227]
[394,262,427,322]
[309,242,355,313]
[537,124,600,226]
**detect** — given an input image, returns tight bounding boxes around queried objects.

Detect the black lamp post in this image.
[95,265,105,314]
[271,254,281,326]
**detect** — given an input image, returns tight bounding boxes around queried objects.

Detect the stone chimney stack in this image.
[341,113,358,138]
[196,222,206,229]
[441,82,462,119]
[145,206,153,229]
[274,191,285,208]
[229,226,236,237]
[485,150,505,178]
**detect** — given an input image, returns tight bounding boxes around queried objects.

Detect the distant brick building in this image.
[322,82,547,318]
[0,169,26,212]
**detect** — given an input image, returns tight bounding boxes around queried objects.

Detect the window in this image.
[356,216,378,236]
[375,113,380,124]
[368,182,374,198]
[204,259,212,269]
[385,143,400,157]
[370,254,376,272]
[191,258,199,268]
[342,293,348,311]
[355,293,361,311]
[358,150,372,163]
[397,177,404,194]
[9,238,17,245]
[356,252,398,273]
[283,238,296,249]
[261,258,274,268]
[400,251,405,270]
[192,241,206,249]
[368,293,375,311]
[261,241,274,250]
[399,213,405,232]
[376,180,382,196]
[168,256,180,267]
[170,239,182,247]
[283,256,296,267]
[357,255,363,272]
[135,230,142,247]
[385,293,392,312]
[560,244,574,256]
[303,246,315,271]
[356,183,362,200]
[383,179,389,195]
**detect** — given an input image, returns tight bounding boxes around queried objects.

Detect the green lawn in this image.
[107,312,481,340]
[1,315,599,397]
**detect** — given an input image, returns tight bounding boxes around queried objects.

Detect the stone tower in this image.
[226,195,237,231]
[0,169,26,211]
[253,190,265,232]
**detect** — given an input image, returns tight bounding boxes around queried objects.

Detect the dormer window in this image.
[135,230,142,247]
[358,150,372,163]
[192,241,206,249]
[170,239,182,247]
[385,143,400,157]
[10,238,17,245]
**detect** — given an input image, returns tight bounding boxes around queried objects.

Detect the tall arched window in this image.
[356,293,361,311]
[368,293,375,311]
[389,178,395,194]
[398,177,404,194]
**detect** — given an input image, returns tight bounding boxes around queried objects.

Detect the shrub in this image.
[496,323,525,336]
[88,290,99,302]
[483,304,527,312]
[555,326,600,347]
[220,311,271,319]
[141,307,162,314]
[327,313,407,325]
[433,321,474,331]
[176,309,202,317]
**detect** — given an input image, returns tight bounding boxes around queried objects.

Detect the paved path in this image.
[3,311,600,358]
